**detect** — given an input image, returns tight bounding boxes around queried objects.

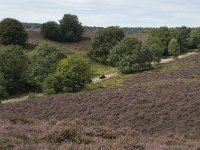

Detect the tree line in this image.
[1,14,200,100]
[88,26,200,73]
[0,15,92,101]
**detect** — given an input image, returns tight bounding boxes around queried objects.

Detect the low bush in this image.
[42,56,93,94]
[42,74,62,95]
[0,73,8,100]
[41,122,93,144]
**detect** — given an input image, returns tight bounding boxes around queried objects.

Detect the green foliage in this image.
[43,56,93,95]
[173,26,191,52]
[150,27,172,55]
[109,37,153,73]
[88,26,125,65]
[142,37,164,64]
[42,74,62,95]
[59,14,84,42]
[0,18,27,46]
[0,45,28,93]
[168,38,181,59]
[56,56,93,92]
[0,73,8,100]
[190,27,200,48]
[41,21,60,41]
[27,43,65,82]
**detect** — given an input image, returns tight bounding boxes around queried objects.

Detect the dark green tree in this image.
[88,26,125,65]
[190,27,200,48]
[168,38,180,59]
[27,43,64,82]
[150,26,172,55]
[41,21,60,41]
[0,18,27,46]
[0,73,8,100]
[59,14,84,42]
[55,56,93,92]
[109,37,153,73]
[0,45,28,93]
[173,26,191,52]
[142,37,164,64]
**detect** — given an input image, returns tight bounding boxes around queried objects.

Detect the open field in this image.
[1,52,200,149]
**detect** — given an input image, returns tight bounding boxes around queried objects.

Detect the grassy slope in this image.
[26,30,117,77]
[1,53,200,149]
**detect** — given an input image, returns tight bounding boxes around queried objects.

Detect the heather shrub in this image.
[95,125,118,139]
[41,122,93,144]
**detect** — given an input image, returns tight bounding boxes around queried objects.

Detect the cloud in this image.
[0,0,200,27]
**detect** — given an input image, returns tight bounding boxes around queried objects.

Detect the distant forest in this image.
[23,23,154,34]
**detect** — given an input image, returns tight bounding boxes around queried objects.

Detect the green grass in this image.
[84,74,133,91]
[88,60,118,77]
[153,61,195,73]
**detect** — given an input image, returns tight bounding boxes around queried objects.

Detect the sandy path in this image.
[92,51,199,84]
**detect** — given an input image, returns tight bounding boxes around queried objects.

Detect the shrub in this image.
[0,45,28,93]
[56,56,93,92]
[59,14,84,42]
[150,26,172,55]
[42,74,62,95]
[41,21,60,41]
[173,26,191,52]
[0,18,27,46]
[27,43,64,82]
[108,37,153,73]
[168,38,181,59]
[142,37,164,64]
[88,26,125,65]
[41,122,93,144]
[190,27,200,48]
[0,73,8,100]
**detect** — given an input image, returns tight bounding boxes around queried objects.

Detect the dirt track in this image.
[92,51,199,83]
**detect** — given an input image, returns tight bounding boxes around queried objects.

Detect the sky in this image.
[0,0,200,27]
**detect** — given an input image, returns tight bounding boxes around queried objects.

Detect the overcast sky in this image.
[0,0,200,27]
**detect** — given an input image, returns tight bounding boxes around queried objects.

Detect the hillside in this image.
[1,52,200,149]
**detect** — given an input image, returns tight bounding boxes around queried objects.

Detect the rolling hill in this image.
[0,51,200,149]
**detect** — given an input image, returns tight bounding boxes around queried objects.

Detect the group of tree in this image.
[0,16,93,100]
[89,26,200,73]
[0,43,93,100]
[41,14,84,42]
[88,26,153,73]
